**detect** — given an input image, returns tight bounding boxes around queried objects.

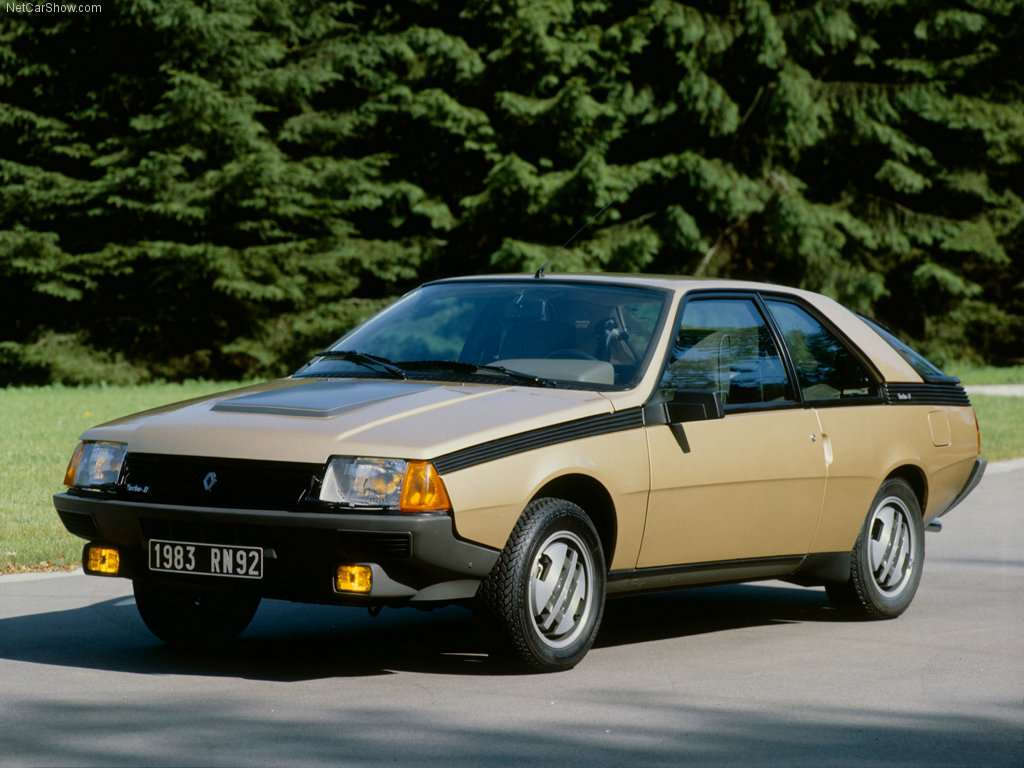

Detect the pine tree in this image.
[1,0,1021,383]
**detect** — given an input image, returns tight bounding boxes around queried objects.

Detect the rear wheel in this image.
[478,498,606,671]
[133,580,260,649]
[827,477,924,619]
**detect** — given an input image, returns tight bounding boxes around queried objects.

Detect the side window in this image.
[660,298,795,408]
[765,299,875,401]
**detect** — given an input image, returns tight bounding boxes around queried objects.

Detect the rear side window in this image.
[765,299,875,402]
[858,315,958,383]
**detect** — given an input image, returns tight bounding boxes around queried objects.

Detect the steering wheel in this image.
[544,349,599,360]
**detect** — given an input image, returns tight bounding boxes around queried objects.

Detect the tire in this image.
[133,580,261,649]
[478,498,606,672]
[826,477,924,619]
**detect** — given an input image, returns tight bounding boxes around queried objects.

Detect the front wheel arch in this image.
[533,474,616,566]
[477,497,607,671]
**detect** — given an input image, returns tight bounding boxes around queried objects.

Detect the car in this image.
[54,274,986,671]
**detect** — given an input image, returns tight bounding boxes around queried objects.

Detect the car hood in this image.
[81,378,617,465]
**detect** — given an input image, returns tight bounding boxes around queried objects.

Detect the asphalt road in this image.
[1,466,1021,768]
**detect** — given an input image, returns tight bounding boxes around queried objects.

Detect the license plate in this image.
[148,539,263,580]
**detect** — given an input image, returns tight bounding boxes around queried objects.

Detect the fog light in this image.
[84,545,120,576]
[336,565,372,593]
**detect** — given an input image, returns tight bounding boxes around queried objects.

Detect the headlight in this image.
[319,457,451,513]
[64,441,126,488]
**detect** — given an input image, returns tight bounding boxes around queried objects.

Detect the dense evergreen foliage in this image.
[1,0,1021,384]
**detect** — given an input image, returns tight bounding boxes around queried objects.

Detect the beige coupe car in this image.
[54,274,985,670]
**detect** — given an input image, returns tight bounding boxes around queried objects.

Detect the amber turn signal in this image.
[63,442,85,487]
[336,565,372,593]
[84,545,121,576]
[399,461,451,513]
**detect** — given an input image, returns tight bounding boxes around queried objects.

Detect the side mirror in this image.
[666,389,723,423]
[643,390,724,454]
[644,390,724,429]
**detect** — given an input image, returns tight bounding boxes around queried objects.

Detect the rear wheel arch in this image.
[532,474,616,566]
[886,464,928,517]
[825,475,925,618]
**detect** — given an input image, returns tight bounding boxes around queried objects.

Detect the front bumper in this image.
[53,492,499,605]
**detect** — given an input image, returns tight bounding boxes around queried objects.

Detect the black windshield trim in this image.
[393,360,557,388]
[310,350,407,379]
[291,371,614,391]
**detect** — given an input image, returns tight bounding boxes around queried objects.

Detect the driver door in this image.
[637,295,828,568]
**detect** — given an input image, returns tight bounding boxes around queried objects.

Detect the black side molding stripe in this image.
[607,555,804,584]
[882,383,971,407]
[432,407,645,475]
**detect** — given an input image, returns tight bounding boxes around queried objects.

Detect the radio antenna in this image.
[534,164,654,279]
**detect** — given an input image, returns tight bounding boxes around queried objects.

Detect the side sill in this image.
[783,552,852,586]
[606,555,803,596]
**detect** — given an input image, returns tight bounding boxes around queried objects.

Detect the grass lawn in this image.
[946,363,1024,385]
[0,381,237,573]
[1,372,1022,573]
[972,395,1024,465]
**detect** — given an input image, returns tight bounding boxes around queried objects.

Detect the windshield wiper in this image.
[397,360,557,388]
[303,353,556,387]
[309,350,407,379]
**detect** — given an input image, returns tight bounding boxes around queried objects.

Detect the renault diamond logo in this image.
[203,471,218,491]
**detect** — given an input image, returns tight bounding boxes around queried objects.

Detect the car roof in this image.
[431,272,816,299]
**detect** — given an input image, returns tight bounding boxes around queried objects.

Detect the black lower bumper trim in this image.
[936,457,987,518]
[53,492,499,605]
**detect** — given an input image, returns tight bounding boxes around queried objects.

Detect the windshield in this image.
[296,280,670,389]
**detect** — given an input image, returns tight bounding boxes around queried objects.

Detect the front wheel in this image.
[826,477,924,619]
[478,498,606,672]
[133,580,261,649]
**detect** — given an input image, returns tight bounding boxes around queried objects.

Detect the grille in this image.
[338,532,412,559]
[58,510,100,539]
[121,453,323,510]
